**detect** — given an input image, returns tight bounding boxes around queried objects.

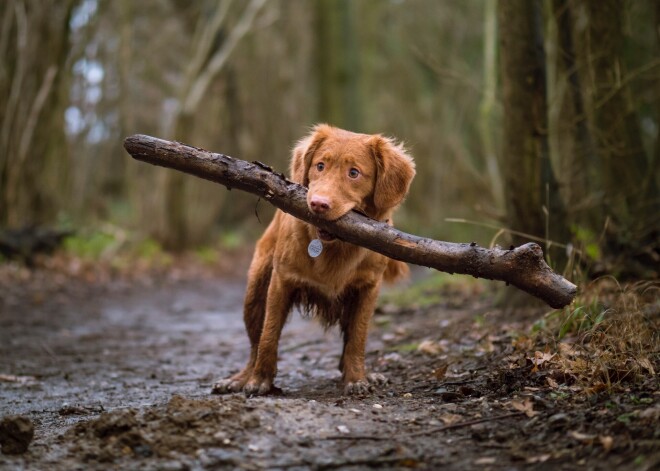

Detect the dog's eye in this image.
[316,162,325,172]
[348,168,360,179]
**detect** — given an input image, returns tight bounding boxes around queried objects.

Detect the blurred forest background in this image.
[0,0,658,280]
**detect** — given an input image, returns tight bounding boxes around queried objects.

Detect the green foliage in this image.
[388,342,420,353]
[63,232,117,260]
[531,318,546,333]
[194,246,219,265]
[135,238,165,259]
[380,272,480,308]
[550,301,609,340]
[616,413,635,424]
[549,391,570,401]
[373,315,392,327]
[572,225,601,261]
[629,396,653,405]
[62,230,174,267]
[218,231,244,250]
[133,238,173,266]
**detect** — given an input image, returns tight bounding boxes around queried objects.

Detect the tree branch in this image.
[182,0,267,114]
[123,134,578,308]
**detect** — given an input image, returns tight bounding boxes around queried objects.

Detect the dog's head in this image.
[291,124,415,240]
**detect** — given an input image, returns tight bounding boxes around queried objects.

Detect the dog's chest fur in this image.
[277,222,380,293]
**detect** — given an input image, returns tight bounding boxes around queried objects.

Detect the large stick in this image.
[124,134,577,308]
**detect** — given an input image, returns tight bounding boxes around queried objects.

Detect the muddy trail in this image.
[1,266,658,470]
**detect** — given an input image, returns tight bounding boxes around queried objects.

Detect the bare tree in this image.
[565,0,659,275]
[0,0,75,227]
[315,0,361,130]
[497,0,568,268]
[547,0,598,231]
[159,0,268,250]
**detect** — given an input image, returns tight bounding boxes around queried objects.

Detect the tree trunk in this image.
[570,0,658,275]
[158,0,267,250]
[123,134,578,309]
[0,0,74,227]
[316,0,361,129]
[548,0,599,229]
[497,0,569,268]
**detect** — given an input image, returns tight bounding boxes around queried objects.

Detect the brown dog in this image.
[212,124,415,395]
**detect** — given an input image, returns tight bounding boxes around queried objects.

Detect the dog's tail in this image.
[383,259,409,284]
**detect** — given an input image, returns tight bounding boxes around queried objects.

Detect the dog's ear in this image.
[370,135,416,211]
[290,124,331,186]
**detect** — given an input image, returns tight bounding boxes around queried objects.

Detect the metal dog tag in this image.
[308,239,323,258]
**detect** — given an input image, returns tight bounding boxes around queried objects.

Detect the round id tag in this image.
[307,239,323,258]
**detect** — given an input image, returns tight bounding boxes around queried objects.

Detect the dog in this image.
[212,124,415,395]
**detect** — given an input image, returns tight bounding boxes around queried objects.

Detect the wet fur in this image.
[213,124,415,396]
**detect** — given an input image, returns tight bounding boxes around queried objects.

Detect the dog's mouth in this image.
[317,229,337,242]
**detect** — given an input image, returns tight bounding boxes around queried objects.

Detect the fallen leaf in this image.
[528,351,556,371]
[568,430,596,444]
[474,457,496,465]
[439,413,462,425]
[638,407,660,420]
[526,454,551,464]
[510,398,538,417]
[637,358,655,375]
[336,425,350,434]
[398,458,420,468]
[583,383,607,395]
[0,374,37,385]
[418,340,443,356]
[546,377,559,388]
[558,343,579,357]
[513,336,534,351]
[433,363,448,380]
[599,435,613,452]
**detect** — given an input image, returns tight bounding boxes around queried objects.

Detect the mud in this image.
[0,416,34,455]
[1,268,658,470]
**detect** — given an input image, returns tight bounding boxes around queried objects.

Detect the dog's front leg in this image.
[340,284,387,395]
[243,272,293,395]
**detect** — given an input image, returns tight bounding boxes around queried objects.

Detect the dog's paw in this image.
[343,380,373,396]
[344,373,387,396]
[211,377,246,395]
[243,376,275,396]
[367,372,388,385]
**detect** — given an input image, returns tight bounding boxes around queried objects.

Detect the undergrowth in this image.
[532,278,659,391]
[0,225,253,282]
[383,270,658,394]
[380,272,485,309]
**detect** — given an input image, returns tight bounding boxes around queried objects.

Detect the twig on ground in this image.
[323,412,525,441]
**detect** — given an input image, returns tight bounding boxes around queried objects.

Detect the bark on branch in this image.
[123,134,577,308]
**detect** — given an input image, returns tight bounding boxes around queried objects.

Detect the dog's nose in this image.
[310,195,331,214]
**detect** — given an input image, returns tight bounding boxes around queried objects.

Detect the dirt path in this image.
[1,272,658,470]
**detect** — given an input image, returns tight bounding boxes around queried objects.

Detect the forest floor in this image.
[0,253,658,470]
